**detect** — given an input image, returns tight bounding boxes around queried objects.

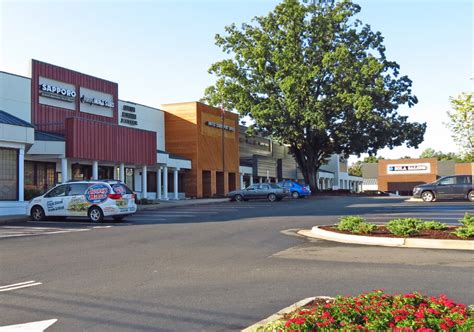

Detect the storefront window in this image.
[24,161,57,193]
[0,148,18,200]
[125,168,134,190]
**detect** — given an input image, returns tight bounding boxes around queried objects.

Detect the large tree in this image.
[445,92,474,161]
[204,0,426,191]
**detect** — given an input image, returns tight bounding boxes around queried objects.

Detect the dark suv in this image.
[413,175,474,202]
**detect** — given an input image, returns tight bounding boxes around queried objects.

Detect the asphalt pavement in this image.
[0,196,473,331]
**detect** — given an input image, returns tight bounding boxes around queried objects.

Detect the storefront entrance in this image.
[202,170,212,197]
[0,148,18,200]
[216,171,224,196]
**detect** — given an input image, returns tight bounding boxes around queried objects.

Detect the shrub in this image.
[263,290,474,331]
[386,218,423,236]
[452,214,474,239]
[336,216,376,234]
[417,221,448,231]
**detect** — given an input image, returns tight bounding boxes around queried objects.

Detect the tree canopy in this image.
[419,148,473,162]
[204,0,426,190]
[445,92,474,160]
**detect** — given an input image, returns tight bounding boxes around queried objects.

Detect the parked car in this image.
[228,183,288,202]
[412,175,474,202]
[277,180,311,198]
[27,180,137,222]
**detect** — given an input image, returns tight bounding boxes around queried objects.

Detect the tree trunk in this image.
[291,146,321,193]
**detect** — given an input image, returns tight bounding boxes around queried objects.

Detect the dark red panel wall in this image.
[31,60,119,134]
[66,117,156,165]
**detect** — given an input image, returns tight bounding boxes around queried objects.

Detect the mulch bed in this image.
[320,225,473,240]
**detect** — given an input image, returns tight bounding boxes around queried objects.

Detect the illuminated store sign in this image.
[120,105,138,126]
[39,83,76,102]
[387,163,431,174]
[80,95,114,108]
[206,121,235,132]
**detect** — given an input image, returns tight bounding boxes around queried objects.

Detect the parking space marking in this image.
[0,280,42,293]
[0,226,91,239]
[0,318,57,331]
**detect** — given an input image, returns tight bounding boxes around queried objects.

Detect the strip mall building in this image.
[0,60,362,216]
[362,158,474,195]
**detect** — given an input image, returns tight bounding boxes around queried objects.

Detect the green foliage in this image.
[337,215,375,234]
[386,218,423,236]
[419,147,471,162]
[204,0,426,191]
[445,92,474,160]
[262,290,474,331]
[417,221,448,231]
[349,155,385,176]
[452,214,474,239]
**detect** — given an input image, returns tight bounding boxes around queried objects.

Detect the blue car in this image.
[277,180,311,198]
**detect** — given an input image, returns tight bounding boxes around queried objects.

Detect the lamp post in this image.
[221,105,225,174]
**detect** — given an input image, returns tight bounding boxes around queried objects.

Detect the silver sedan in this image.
[228,183,288,202]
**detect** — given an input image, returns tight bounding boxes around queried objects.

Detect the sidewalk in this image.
[137,198,230,211]
[0,198,230,224]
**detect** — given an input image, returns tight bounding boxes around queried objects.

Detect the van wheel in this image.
[88,206,104,223]
[468,191,474,202]
[31,205,45,221]
[291,191,300,199]
[268,193,277,202]
[421,191,435,202]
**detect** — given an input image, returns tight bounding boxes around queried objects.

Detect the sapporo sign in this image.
[387,163,431,174]
[39,83,76,102]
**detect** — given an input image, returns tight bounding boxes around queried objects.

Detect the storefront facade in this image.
[0,61,192,216]
[362,158,474,195]
[163,102,240,198]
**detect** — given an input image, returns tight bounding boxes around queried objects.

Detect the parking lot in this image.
[0,196,473,331]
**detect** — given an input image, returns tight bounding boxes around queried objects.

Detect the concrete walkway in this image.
[0,198,230,224]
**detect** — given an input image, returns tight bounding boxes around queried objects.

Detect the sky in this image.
[1,0,472,163]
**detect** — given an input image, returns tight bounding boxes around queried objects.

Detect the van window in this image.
[111,183,133,194]
[46,184,68,197]
[457,176,472,185]
[68,183,90,196]
[439,177,455,186]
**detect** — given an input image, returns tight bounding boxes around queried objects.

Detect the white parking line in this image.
[0,280,42,292]
[0,318,57,331]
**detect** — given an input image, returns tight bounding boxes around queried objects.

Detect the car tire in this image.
[113,215,125,222]
[88,206,104,223]
[234,194,243,202]
[421,191,435,202]
[30,205,45,221]
[291,191,300,199]
[468,190,474,202]
[268,193,277,202]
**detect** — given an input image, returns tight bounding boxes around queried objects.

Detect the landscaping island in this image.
[299,215,474,250]
[244,290,474,331]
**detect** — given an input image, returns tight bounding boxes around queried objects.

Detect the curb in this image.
[0,215,29,224]
[298,226,474,251]
[405,197,423,202]
[137,198,229,211]
[242,296,334,332]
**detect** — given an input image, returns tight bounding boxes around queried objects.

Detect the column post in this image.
[61,158,68,183]
[157,167,162,200]
[163,166,169,200]
[18,148,25,201]
[240,173,245,189]
[119,163,125,182]
[173,168,179,200]
[92,161,99,180]
[142,165,148,199]
[250,176,253,185]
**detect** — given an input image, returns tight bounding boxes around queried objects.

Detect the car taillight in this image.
[108,193,122,200]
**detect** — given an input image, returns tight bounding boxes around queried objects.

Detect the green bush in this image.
[417,221,447,231]
[452,214,474,239]
[336,216,376,234]
[386,218,423,236]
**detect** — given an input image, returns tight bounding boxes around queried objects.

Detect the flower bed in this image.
[259,290,474,331]
[329,215,474,240]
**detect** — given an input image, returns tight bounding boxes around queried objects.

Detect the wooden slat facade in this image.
[163,102,240,198]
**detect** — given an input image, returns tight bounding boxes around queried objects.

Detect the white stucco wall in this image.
[0,72,31,122]
[119,100,165,151]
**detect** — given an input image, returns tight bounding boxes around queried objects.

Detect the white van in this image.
[27,180,137,223]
